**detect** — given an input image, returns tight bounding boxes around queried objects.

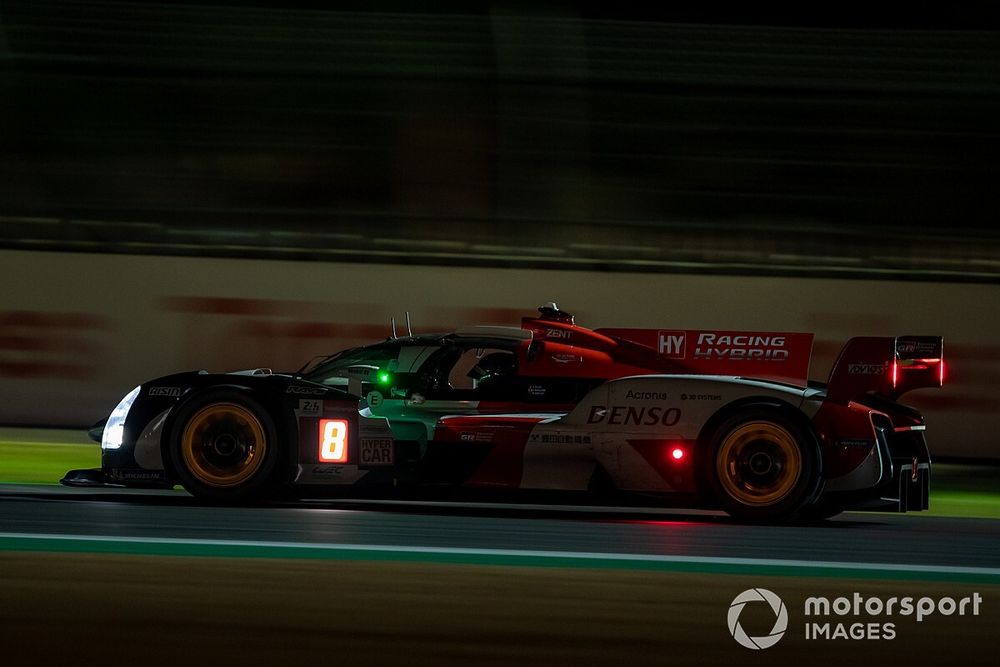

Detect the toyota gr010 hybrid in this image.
[64,304,945,520]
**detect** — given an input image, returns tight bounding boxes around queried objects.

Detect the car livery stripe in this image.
[437,414,564,422]
[476,401,576,413]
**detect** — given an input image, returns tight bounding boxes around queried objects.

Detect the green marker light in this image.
[378,372,391,385]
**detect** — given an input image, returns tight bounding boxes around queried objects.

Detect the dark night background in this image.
[2,1,999,278]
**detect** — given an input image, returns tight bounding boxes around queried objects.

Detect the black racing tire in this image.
[705,407,822,522]
[167,389,280,503]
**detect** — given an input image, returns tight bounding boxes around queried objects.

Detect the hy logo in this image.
[657,330,686,359]
[728,588,788,650]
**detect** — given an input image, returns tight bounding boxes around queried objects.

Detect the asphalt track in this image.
[3,485,1000,666]
[1,484,999,576]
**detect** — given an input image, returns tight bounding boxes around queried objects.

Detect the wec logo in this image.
[728,589,788,650]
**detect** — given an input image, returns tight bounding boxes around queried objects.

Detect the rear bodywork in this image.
[64,308,943,515]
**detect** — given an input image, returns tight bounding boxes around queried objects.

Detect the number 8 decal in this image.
[319,419,349,463]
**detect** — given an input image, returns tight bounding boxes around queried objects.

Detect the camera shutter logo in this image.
[728,588,788,650]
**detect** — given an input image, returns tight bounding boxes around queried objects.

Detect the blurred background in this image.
[1,1,998,456]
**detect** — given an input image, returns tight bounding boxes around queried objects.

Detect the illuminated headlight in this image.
[102,386,141,451]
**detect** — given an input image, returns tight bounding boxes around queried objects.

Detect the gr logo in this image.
[727,588,788,650]
[657,330,686,359]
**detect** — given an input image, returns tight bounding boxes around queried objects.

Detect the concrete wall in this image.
[1,249,995,457]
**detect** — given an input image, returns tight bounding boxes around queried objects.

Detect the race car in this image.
[63,303,944,520]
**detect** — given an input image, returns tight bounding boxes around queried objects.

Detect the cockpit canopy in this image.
[300,332,524,400]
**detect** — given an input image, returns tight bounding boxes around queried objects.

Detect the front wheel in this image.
[706,409,821,521]
[168,391,279,502]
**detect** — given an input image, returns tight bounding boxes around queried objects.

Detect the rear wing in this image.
[826,336,944,403]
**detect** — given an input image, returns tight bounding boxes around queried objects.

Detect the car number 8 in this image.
[319,419,349,463]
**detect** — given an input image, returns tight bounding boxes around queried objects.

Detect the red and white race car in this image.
[65,304,944,520]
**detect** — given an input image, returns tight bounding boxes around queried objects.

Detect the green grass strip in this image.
[0,442,98,485]
[929,491,1000,519]
[2,438,999,519]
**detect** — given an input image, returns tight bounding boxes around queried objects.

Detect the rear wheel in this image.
[707,409,821,521]
[169,391,278,502]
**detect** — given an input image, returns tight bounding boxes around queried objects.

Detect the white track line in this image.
[1,532,998,578]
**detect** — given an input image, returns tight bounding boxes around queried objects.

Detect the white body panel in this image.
[520,375,810,492]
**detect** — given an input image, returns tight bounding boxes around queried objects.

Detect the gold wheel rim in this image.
[716,421,801,506]
[180,403,267,488]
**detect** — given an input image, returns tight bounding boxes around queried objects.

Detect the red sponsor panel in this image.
[517,340,655,379]
[521,317,618,352]
[434,416,544,487]
[597,328,814,384]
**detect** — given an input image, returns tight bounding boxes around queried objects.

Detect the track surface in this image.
[2,485,998,570]
[4,485,1000,666]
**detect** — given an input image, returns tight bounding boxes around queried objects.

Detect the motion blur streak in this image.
[1,2,999,277]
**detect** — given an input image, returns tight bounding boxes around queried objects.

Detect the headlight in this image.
[102,386,141,450]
